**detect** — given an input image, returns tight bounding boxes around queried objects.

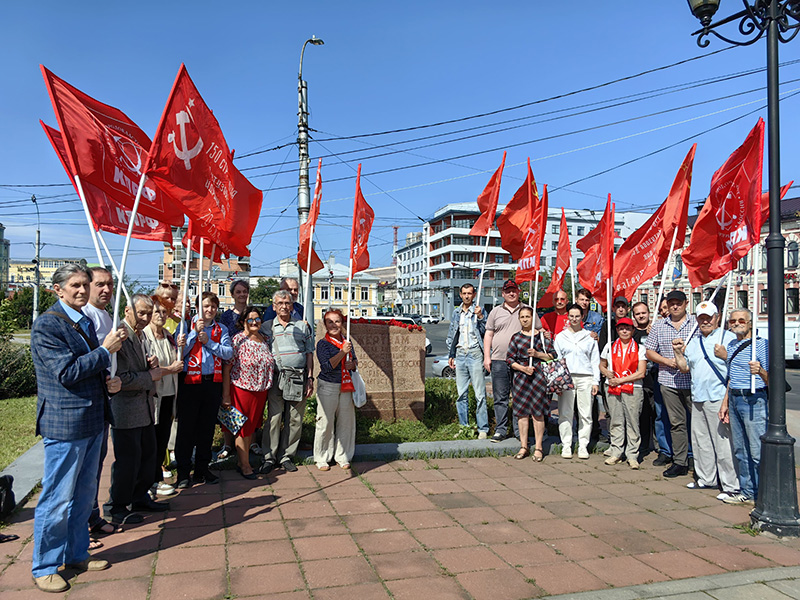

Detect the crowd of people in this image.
[28,265,356,593]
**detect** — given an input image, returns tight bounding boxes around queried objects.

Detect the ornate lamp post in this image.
[687,0,800,536]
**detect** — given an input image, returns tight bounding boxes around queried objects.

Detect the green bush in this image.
[0,341,37,399]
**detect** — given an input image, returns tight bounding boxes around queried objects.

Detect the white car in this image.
[431,355,455,378]
[421,315,440,324]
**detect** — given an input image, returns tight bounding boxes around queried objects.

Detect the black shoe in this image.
[259,461,274,475]
[663,464,689,478]
[176,478,192,489]
[131,499,170,512]
[108,510,144,525]
[688,457,695,473]
[490,432,505,443]
[653,453,673,467]
[281,460,298,473]
[194,471,219,485]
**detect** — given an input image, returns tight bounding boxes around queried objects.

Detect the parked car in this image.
[431,355,455,378]
[421,315,440,324]
[407,314,423,325]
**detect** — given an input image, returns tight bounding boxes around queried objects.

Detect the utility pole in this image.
[297,36,324,324]
[32,195,41,323]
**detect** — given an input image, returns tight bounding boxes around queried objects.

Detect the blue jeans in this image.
[454,347,488,432]
[729,389,768,500]
[33,432,103,577]
[491,360,519,438]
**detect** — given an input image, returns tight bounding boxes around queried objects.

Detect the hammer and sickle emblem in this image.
[715,191,737,229]
[168,110,203,170]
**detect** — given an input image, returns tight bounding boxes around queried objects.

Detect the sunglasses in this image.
[159,282,179,289]
[246,318,262,325]
[728,318,749,325]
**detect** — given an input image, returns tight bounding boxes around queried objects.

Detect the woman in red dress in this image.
[222,306,274,479]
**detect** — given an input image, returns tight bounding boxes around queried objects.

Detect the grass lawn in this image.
[0,396,39,471]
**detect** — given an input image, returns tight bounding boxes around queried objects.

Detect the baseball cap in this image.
[666,290,687,302]
[613,296,628,306]
[502,280,519,292]
[695,301,718,317]
[615,317,635,328]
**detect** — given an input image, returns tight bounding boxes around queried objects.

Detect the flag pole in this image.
[109,172,146,377]
[529,272,540,367]
[684,275,727,341]
[346,257,354,341]
[198,237,205,318]
[569,237,577,302]
[74,175,105,267]
[206,243,216,300]
[607,277,614,376]
[751,241,760,393]
[304,224,315,323]
[178,228,193,360]
[475,228,493,308]
[655,224,681,308]
[718,271,734,345]
[96,230,131,306]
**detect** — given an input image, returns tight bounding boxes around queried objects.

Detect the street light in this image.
[31,195,41,323]
[298,35,324,324]
[687,0,800,537]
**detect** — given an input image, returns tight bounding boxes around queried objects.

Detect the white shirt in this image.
[83,303,112,342]
[600,340,647,388]
[554,327,600,385]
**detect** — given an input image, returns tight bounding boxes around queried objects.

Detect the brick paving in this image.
[2,453,800,598]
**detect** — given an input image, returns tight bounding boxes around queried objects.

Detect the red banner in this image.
[682,119,765,287]
[351,164,375,275]
[497,159,538,262]
[40,66,184,228]
[613,145,695,300]
[145,64,263,257]
[298,159,325,274]
[542,208,571,302]
[41,121,172,243]
[469,152,506,237]
[516,184,549,283]
[577,195,614,308]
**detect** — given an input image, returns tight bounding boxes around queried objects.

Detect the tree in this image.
[0,287,58,330]
[249,277,280,306]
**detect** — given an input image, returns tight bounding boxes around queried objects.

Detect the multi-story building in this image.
[395,232,426,314]
[361,265,397,315]
[0,224,9,297]
[9,256,86,291]
[158,227,250,309]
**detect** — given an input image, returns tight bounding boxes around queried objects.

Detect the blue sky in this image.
[1,1,798,286]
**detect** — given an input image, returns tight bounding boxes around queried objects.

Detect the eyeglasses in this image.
[246,318,262,325]
[728,318,749,325]
[159,282,178,289]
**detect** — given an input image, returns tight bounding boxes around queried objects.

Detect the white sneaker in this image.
[603,448,613,457]
[717,491,737,501]
[722,493,754,505]
[156,482,176,497]
[561,449,573,459]
[605,456,622,465]
[478,431,488,440]
[628,459,640,470]
[577,448,590,459]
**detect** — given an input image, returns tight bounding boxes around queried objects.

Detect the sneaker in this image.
[722,493,755,505]
[577,448,590,459]
[663,464,689,478]
[561,449,573,459]
[490,432,505,443]
[687,481,716,490]
[33,573,69,593]
[653,453,673,467]
[603,448,613,457]
[478,431,488,440]
[605,456,622,465]
[717,491,735,501]
[628,459,640,470]
[156,482,176,497]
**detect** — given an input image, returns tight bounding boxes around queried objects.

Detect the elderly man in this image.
[672,302,738,500]
[104,294,169,525]
[260,290,315,473]
[446,283,488,439]
[264,277,304,321]
[646,290,697,478]
[484,280,541,442]
[541,289,570,336]
[720,309,769,505]
[30,264,124,593]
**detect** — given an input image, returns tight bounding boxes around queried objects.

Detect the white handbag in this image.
[351,370,367,408]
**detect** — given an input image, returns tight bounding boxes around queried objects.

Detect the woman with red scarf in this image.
[599,317,647,469]
[315,309,358,471]
[175,292,233,489]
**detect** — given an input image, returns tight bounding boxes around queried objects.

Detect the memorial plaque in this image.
[315,321,425,421]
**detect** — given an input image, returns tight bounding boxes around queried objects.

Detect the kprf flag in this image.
[469,152,506,237]
[146,64,263,258]
[682,119,765,287]
[41,121,172,243]
[40,66,184,227]
[576,195,615,307]
[351,164,375,275]
[613,144,695,301]
[298,159,325,274]
[497,158,538,261]
[540,208,572,307]
[516,184,549,283]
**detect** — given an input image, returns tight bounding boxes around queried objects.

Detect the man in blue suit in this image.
[30,264,124,593]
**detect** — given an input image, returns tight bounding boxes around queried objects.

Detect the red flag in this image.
[469,152,506,237]
[577,196,615,307]
[41,121,172,243]
[497,159,538,261]
[298,159,325,274]
[542,208,572,302]
[613,145,695,301]
[145,64,263,257]
[351,164,375,275]
[40,66,184,228]
[180,230,225,262]
[682,119,765,287]
[516,184,550,283]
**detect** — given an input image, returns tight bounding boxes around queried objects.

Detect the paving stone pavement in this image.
[2,451,800,599]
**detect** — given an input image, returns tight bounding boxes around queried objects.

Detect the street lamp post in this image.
[298,36,324,324]
[31,195,41,323]
[687,0,800,536]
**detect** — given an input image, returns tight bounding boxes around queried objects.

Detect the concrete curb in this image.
[0,439,43,511]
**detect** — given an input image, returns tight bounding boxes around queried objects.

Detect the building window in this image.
[789,241,799,268]
[788,288,799,314]
[640,292,648,307]
[361,287,369,301]
[738,255,748,271]
[760,289,768,314]
[550,256,557,267]
[551,241,558,251]
[736,290,749,309]
[334,286,343,301]
[320,286,329,301]
[552,224,559,234]
[761,245,767,271]
[218,283,225,297]
[361,309,368,316]
[692,292,701,310]
[577,226,585,236]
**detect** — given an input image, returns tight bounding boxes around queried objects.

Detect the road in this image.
[424,321,450,378]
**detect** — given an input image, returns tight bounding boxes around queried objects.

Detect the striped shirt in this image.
[645,314,697,389]
[726,336,768,390]
[261,318,313,369]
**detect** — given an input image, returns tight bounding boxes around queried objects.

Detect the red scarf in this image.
[185,321,222,384]
[608,338,638,396]
[325,333,354,392]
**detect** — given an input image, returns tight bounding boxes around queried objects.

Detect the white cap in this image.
[696,301,718,317]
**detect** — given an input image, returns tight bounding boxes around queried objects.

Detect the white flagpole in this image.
[197,238,205,318]
[346,257,355,341]
[529,272,540,367]
[569,237,577,302]
[684,275,728,341]
[751,242,760,393]
[206,243,216,300]
[304,224,315,324]
[109,172,146,377]
[74,175,105,266]
[718,271,734,346]
[96,230,131,306]
[607,277,614,376]
[475,228,493,308]
[656,224,681,309]
[178,233,193,360]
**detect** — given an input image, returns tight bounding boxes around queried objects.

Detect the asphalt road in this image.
[424,321,450,378]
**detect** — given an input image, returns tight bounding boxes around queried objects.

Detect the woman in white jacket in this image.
[553,304,600,459]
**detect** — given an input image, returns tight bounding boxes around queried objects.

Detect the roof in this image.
[688,195,800,228]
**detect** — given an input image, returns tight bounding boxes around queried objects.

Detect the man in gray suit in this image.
[104,294,168,524]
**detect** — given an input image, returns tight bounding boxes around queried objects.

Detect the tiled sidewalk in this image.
[2,454,800,599]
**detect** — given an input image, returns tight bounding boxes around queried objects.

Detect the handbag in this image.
[352,370,367,408]
[539,358,575,394]
[218,404,248,435]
